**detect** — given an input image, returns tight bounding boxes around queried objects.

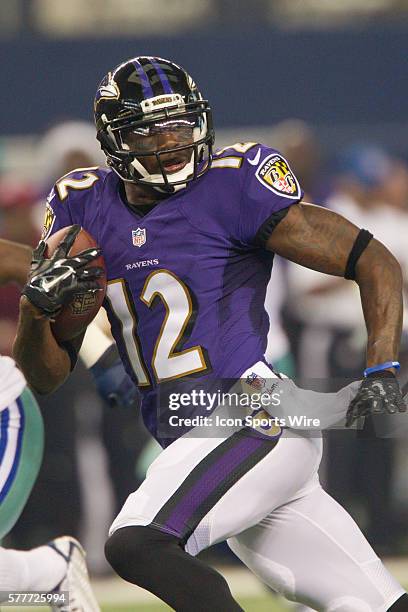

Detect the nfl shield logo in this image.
[132,228,146,248]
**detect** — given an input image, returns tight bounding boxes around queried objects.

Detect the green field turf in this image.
[100,597,289,612]
[3,595,289,612]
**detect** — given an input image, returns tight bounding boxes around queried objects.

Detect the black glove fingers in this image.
[31,240,47,265]
[358,398,375,417]
[69,248,102,269]
[78,281,103,293]
[346,397,362,426]
[346,374,406,427]
[56,285,97,308]
[346,394,379,427]
[22,284,62,317]
[371,396,385,415]
[346,409,358,428]
[22,238,104,316]
[396,397,407,413]
[53,224,82,259]
[78,267,104,281]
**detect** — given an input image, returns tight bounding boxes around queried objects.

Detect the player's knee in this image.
[105,525,151,582]
[105,529,124,578]
[105,525,177,584]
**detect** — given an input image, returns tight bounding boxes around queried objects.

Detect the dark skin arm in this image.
[0,237,78,394]
[13,298,85,394]
[267,203,403,369]
[0,239,32,287]
[12,225,102,394]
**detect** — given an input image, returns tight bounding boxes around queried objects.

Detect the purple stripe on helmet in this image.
[163,436,266,534]
[151,59,173,95]
[133,60,154,99]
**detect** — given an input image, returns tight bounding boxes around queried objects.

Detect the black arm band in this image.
[60,341,79,372]
[344,229,373,280]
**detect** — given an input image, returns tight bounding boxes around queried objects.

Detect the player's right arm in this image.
[13,170,102,394]
[0,234,80,392]
[233,144,405,426]
[13,168,105,394]
[0,237,72,394]
[13,298,82,393]
[266,203,403,370]
[13,225,101,393]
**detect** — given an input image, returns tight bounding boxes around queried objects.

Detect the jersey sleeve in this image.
[40,167,102,241]
[40,186,73,241]
[238,146,304,247]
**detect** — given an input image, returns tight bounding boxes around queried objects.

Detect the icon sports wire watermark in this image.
[155,374,329,440]
[164,384,320,435]
[154,374,407,439]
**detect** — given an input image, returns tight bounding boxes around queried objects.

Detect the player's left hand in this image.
[90,344,140,410]
[345,371,407,427]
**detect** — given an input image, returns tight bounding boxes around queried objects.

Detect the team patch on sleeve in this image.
[255,153,301,199]
[41,197,56,240]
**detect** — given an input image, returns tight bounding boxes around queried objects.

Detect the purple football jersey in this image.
[43,144,303,445]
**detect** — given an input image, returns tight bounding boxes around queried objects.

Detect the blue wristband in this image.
[364,361,400,377]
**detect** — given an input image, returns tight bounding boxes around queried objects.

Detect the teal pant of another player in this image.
[0,387,44,539]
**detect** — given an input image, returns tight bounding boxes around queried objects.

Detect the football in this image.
[45,226,107,342]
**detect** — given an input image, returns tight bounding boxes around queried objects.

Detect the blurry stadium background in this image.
[1,1,408,610]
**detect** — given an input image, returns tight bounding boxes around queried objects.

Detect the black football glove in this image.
[345,371,407,427]
[22,225,104,318]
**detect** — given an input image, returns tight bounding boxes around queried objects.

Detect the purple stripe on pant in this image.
[163,435,267,534]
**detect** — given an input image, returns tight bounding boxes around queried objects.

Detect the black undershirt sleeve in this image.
[254,206,291,248]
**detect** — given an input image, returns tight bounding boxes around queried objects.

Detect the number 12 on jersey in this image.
[106,270,209,385]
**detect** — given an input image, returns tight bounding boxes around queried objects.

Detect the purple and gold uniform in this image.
[34,56,406,611]
[43,145,405,612]
[43,143,302,445]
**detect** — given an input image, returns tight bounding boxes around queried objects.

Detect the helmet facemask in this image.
[98,98,214,193]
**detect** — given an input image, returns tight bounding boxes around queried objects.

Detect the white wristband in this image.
[80,320,114,368]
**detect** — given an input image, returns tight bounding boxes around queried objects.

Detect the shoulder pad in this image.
[54,166,107,202]
[212,142,259,170]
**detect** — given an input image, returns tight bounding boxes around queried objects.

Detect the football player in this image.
[14,57,408,611]
[0,238,100,611]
